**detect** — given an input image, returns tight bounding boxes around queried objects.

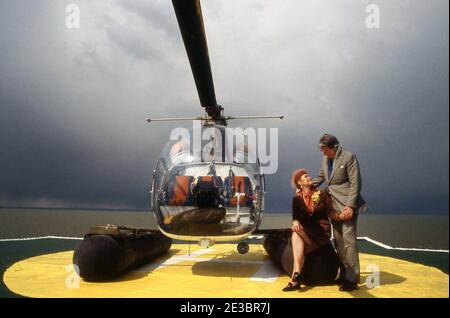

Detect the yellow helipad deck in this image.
[4,244,449,298]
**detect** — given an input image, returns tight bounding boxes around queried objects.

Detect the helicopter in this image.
[147,0,283,254]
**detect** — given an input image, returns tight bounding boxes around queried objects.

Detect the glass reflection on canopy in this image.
[151,127,264,239]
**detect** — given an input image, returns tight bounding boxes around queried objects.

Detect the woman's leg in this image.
[291,231,305,281]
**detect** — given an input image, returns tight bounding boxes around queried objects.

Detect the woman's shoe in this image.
[282,272,303,291]
[282,281,301,292]
[292,272,302,283]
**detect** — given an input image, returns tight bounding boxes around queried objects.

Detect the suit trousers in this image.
[332,213,360,284]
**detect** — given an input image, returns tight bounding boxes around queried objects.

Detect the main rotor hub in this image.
[203,105,227,126]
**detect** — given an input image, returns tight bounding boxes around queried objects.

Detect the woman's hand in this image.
[292,220,303,233]
[339,207,354,221]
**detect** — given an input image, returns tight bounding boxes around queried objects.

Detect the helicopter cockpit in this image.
[150,128,265,241]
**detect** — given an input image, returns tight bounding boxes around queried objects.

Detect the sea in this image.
[0,207,448,250]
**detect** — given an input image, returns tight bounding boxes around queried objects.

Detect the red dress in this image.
[291,189,339,254]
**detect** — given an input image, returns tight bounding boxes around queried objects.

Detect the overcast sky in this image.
[0,0,448,214]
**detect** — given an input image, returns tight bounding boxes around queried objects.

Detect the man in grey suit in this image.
[313,133,366,291]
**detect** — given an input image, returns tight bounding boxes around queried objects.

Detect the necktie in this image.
[327,159,333,179]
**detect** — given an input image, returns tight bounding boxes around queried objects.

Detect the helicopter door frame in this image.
[150,169,156,213]
[150,157,169,214]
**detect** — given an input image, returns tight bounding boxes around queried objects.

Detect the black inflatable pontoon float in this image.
[73,225,172,282]
[262,229,341,285]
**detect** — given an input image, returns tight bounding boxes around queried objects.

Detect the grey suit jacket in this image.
[313,146,366,212]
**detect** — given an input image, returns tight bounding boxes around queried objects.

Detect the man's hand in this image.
[292,220,303,233]
[340,207,354,221]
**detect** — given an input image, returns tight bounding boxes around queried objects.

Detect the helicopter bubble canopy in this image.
[159,125,258,169]
[151,125,265,241]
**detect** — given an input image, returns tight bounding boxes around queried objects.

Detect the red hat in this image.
[291,169,308,189]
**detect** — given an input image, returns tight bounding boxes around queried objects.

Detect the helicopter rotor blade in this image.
[146,116,204,123]
[223,115,284,120]
[146,115,284,123]
[172,0,221,119]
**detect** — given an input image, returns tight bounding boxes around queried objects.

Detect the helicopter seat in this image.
[196,176,223,188]
[167,175,195,206]
[193,176,223,207]
[223,176,253,207]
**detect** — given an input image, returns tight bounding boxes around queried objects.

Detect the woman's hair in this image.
[291,169,308,189]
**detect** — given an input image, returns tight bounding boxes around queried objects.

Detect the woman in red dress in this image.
[283,168,344,291]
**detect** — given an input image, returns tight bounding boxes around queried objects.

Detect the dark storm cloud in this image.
[113,0,179,37]
[0,0,448,214]
[107,26,163,61]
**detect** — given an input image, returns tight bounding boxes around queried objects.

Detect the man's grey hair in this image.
[319,133,339,149]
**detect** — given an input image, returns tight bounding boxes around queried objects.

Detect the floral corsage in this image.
[311,190,323,205]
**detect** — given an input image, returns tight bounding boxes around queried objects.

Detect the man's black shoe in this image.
[335,276,346,285]
[339,281,358,291]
